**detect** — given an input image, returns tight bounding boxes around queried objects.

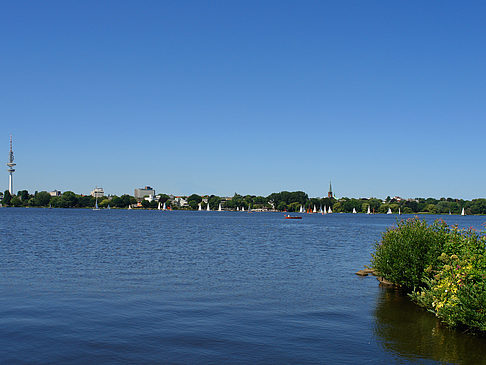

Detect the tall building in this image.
[6,136,16,194]
[328,181,333,198]
[134,186,155,201]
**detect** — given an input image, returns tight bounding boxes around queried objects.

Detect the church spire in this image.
[328,180,333,198]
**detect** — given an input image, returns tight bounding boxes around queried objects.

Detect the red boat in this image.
[284,215,302,219]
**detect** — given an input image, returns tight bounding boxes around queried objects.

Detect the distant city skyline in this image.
[2,2,485,200]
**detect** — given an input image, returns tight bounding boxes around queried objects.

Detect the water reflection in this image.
[374,288,486,364]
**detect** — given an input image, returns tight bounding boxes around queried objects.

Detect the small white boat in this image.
[163,202,166,211]
[328,206,332,214]
[198,203,202,211]
[461,207,465,216]
[398,207,401,215]
[300,205,304,213]
[387,208,392,214]
[207,202,210,211]
[313,205,317,213]
[367,206,371,215]
[352,207,357,214]
[128,204,132,210]
[237,206,240,211]
[158,202,161,210]
[323,205,327,215]
[218,203,222,211]
[107,204,110,210]
[242,206,245,212]
[319,206,323,214]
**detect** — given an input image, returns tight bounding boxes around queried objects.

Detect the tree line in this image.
[2,190,486,215]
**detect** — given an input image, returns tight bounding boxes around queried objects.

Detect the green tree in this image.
[288,202,301,212]
[158,194,170,203]
[208,195,221,210]
[60,191,78,208]
[141,200,151,208]
[277,201,288,211]
[10,196,22,207]
[18,190,30,202]
[2,190,12,205]
[33,191,51,206]
[78,195,94,208]
[187,194,202,210]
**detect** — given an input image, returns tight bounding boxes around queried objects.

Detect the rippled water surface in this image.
[1,209,485,364]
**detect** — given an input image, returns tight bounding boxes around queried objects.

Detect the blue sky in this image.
[2,1,485,199]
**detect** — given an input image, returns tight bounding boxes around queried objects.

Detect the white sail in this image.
[163,202,166,210]
[323,205,327,215]
[158,202,161,210]
[248,204,251,212]
[352,207,357,214]
[367,205,371,214]
[398,207,401,215]
[328,206,332,214]
[218,203,222,211]
[198,203,202,211]
[387,207,392,214]
[128,204,132,210]
[242,206,245,212]
[237,206,239,211]
[461,207,465,216]
[313,205,317,213]
[107,204,110,210]
[319,206,323,214]
[449,210,451,215]
[207,202,210,211]
[300,205,303,213]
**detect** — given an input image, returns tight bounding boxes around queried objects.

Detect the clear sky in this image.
[2,1,485,199]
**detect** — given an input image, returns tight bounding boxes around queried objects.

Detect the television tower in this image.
[7,135,16,194]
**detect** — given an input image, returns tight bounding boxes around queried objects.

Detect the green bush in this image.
[371,218,449,289]
[372,218,486,334]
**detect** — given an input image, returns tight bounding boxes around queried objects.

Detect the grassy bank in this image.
[372,218,486,334]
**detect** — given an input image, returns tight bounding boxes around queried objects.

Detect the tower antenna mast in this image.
[7,135,16,194]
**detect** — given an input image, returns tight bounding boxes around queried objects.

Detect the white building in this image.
[49,190,62,197]
[91,187,104,198]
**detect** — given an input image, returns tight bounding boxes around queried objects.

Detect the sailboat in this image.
[248,204,251,213]
[107,204,110,210]
[367,206,371,215]
[387,207,392,214]
[198,203,202,211]
[128,204,132,210]
[352,207,357,214]
[398,207,401,215]
[218,203,222,211]
[323,205,327,215]
[242,206,245,212]
[328,206,332,214]
[449,210,451,215]
[313,205,317,213]
[319,206,323,214]
[300,205,304,213]
[163,202,166,211]
[461,207,465,216]
[158,202,161,210]
[93,196,100,211]
[237,206,240,211]
[207,202,210,211]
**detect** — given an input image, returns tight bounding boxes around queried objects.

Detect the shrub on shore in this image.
[372,218,486,334]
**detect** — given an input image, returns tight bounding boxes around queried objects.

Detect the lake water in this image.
[1,208,485,364]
